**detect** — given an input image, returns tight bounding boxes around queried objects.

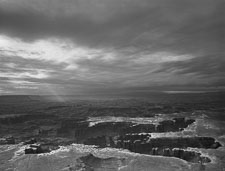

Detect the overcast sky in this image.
[0,0,224,96]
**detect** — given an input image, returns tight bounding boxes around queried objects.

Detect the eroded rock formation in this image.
[62,117,221,163]
[21,117,222,164]
[58,117,195,143]
[25,144,59,154]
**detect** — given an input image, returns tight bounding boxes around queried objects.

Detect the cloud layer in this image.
[0,0,224,95]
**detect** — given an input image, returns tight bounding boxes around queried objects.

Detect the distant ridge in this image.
[0,95,41,103]
[0,91,225,103]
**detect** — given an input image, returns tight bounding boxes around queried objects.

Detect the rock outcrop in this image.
[24,144,59,154]
[57,117,195,143]
[23,138,37,145]
[0,136,15,145]
[65,117,221,163]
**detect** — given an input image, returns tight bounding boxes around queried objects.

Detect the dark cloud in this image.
[154,54,225,87]
[0,0,224,95]
[0,0,224,49]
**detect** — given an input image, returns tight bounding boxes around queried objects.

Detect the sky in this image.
[0,0,224,96]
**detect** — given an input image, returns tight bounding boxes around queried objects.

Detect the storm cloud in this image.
[0,0,224,95]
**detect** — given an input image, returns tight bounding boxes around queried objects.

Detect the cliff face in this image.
[82,134,221,163]
[114,135,220,163]
[57,117,195,143]
[1,115,221,164]
[53,117,221,163]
